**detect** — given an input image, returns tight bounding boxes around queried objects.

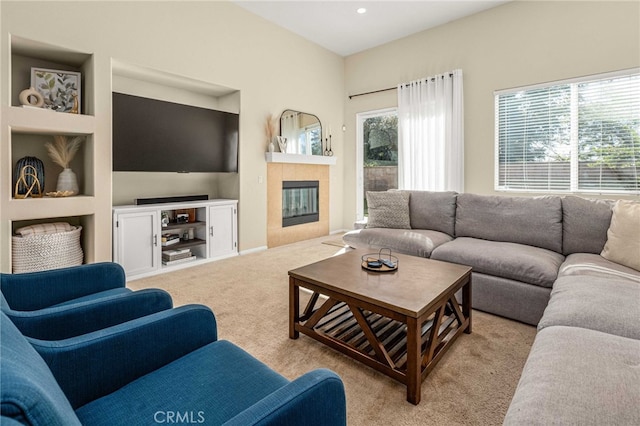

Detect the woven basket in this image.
[12,226,83,273]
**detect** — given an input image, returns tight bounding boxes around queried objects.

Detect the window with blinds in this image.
[495,70,639,194]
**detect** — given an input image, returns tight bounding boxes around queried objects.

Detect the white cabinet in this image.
[208,203,238,259]
[113,210,159,277]
[113,199,238,280]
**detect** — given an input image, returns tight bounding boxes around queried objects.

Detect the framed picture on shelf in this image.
[31,67,81,113]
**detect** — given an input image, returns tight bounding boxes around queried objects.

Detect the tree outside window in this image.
[363,113,398,214]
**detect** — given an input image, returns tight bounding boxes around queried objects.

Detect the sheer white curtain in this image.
[397,69,464,191]
[281,112,300,154]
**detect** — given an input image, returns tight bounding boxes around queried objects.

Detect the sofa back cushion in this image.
[456,194,563,253]
[0,312,81,425]
[562,196,614,255]
[404,190,457,236]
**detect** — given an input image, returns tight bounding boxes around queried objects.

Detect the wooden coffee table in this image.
[289,249,472,405]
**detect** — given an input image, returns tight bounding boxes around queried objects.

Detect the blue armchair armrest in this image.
[29,305,217,409]
[224,368,347,426]
[0,262,126,310]
[7,288,173,340]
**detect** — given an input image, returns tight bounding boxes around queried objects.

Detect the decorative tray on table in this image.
[361,248,399,272]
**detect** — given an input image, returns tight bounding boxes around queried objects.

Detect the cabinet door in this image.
[208,204,237,258]
[114,211,159,276]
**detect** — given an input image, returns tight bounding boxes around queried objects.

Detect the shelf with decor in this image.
[7,106,95,133]
[10,131,93,198]
[1,34,99,272]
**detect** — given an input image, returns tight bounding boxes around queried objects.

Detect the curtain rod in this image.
[348,73,455,100]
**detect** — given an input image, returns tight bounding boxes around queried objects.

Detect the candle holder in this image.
[324,134,333,156]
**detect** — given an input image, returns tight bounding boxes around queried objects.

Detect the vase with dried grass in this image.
[265,114,278,153]
[45,135,83,196]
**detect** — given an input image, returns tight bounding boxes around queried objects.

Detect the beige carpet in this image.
[321,237,351,248]
[129,235,536,425]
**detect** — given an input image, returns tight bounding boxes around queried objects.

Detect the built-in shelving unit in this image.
[112,199,238,280]
[1,35,102,271]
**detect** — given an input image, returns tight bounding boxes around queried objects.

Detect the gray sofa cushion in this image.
[403,190,457,236]
[470,272,551,326]
[455,194,563,253]
[430,237,564,287]
[538,275,640,339]
[504,326,640,426]
[561,196,613,255]
[559,253,640,283]
[342,228,453,258]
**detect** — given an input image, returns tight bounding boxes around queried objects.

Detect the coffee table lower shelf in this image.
[289,277,471,404]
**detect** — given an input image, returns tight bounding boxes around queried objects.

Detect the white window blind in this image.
[495,70,639,194]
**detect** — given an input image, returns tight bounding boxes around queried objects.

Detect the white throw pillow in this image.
[601,200,640,271]
[366,191,411,229]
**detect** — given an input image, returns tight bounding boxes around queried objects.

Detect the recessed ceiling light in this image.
[357,7,367,14]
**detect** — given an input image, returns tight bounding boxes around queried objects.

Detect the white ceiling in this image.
[233,0,510,56]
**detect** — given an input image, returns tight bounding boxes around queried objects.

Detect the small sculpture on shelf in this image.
[276,136,288,153]
[70,92,79,114]
[13,156,45,198]
[45,135,84,196]
[14,165,43,199]
[18,87,44,108]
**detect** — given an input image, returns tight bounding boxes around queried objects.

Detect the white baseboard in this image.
[239,245,268,256]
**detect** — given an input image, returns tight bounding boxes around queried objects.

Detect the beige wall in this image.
[1,1,345,257]
[2,1,638,260]
[342,1,640,227]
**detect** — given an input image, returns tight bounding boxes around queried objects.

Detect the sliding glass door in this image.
[356,108,399,219]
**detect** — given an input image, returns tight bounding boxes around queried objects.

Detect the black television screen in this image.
[112,92,238,173]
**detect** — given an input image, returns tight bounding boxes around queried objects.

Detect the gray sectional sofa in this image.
[343,191,640,425]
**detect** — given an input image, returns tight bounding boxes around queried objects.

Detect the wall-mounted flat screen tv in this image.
[112,92,239,173]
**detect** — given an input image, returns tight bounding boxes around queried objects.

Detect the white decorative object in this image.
[18,87,44,108]
[268,140,275,153]
[276,136,288,153]
[56,168,79,194]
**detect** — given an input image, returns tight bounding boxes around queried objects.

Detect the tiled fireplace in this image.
[267,163,329,247]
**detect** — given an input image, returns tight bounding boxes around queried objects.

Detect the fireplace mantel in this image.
[265,152,336,166]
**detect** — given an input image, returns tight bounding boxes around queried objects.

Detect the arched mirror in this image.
[280,109,323,155]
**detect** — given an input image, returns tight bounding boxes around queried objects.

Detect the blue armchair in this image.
[0,262,172,340]
[0,305,347,425]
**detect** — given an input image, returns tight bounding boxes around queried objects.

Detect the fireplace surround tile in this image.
[267,163,329,247]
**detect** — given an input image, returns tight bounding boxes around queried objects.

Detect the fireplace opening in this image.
[282,180,319,227]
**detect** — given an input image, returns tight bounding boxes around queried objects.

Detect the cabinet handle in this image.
[153,234,158,246]
[209,226,214,237]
